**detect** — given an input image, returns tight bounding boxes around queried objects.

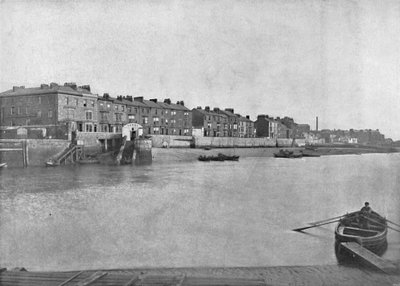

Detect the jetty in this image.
[340,242,398,274]
[1,264,399,286]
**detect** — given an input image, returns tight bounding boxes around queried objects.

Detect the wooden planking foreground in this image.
[340,242,398,274]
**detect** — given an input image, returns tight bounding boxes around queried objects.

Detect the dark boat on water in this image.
[198,153,239,162]
[300,150,321,157]
[273,149,303,158]
[335,210,388,258]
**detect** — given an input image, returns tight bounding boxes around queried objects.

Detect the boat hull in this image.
[334,211,388,260]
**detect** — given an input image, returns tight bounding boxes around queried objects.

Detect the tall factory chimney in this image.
[316,116,319,131]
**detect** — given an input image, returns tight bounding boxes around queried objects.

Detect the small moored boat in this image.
[198,153,239,162]
[274,149,303,158]
[335,210,388,256]
[0,162,7,168]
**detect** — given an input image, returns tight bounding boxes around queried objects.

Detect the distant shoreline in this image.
[152,145,400,163]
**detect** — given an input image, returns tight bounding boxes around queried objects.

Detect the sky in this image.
[1,0,399,139]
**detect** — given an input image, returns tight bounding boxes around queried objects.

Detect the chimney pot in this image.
[150,98,158,103]
[134,96,144,102]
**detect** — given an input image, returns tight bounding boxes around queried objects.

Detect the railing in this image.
[55,145,84,165]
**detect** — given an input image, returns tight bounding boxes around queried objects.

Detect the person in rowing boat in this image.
[359,202,372,229]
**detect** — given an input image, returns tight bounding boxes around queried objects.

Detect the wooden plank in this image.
[0,148,23,151]
[340,242,397,273]
[57,271,83,286]
[176,274,186,286]
[123,275,141,286]
[75,271,107,286]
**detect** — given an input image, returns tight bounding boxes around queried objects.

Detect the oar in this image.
[293,218,341,232]
[308,211,358,225]
[361,215,400,233]
[386,219,400,228]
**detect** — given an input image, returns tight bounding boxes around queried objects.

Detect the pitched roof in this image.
[0,83,93,97]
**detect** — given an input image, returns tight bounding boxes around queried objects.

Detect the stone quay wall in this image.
[150,135,192,148]
[0,139,70,167]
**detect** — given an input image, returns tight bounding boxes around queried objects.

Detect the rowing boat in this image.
[335,210,388,257]
[0,162,7,168]
[273,149,303,158]
[198,154,239,162]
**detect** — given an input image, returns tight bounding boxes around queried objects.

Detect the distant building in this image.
[0,82,97,139]
[236,114,255,138]
[192,106,228,137]
[219,108,239,137]
[254,115,278,138]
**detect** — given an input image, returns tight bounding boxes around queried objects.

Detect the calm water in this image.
[0,153,399,271]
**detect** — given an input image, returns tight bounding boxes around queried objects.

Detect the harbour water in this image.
[0,152,399,271]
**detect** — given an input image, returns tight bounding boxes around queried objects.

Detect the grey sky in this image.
[1,0,399,139]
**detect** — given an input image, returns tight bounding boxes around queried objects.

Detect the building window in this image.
[184,129,189,135]
[91,100,95,107]
[171,111,176,116]
[107,103,111,108]
[128,115,135,121]
[153,117,159,124]
[86,111,92,120]
[114,105,118,111]
[153,127,160,133]
[165,119,168,125]
[66,96,69,105]
[184,112,189,116]
[38,96,42,104]
[143,117,148,124]
[11,106,15,115]
[83,99,87,107]
[17,107,22,115]
[75,99,78,106]
[37,110,42,118]
[100,102,104,107]
[115,113,122,122]
[48,110,53,118]
[85,124,93,132]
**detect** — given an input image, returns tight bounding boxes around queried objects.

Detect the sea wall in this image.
[0,139,70,167]
[150,135,192,148]
[194,137,277,148]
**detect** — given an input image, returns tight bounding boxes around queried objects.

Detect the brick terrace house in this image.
[192,106,228,137]
[236,114,255,138]
[156,99,192,136]
[0,82,97,139]
[219,108,239,137]
[254,115,278,138]
[97,93,128,133]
